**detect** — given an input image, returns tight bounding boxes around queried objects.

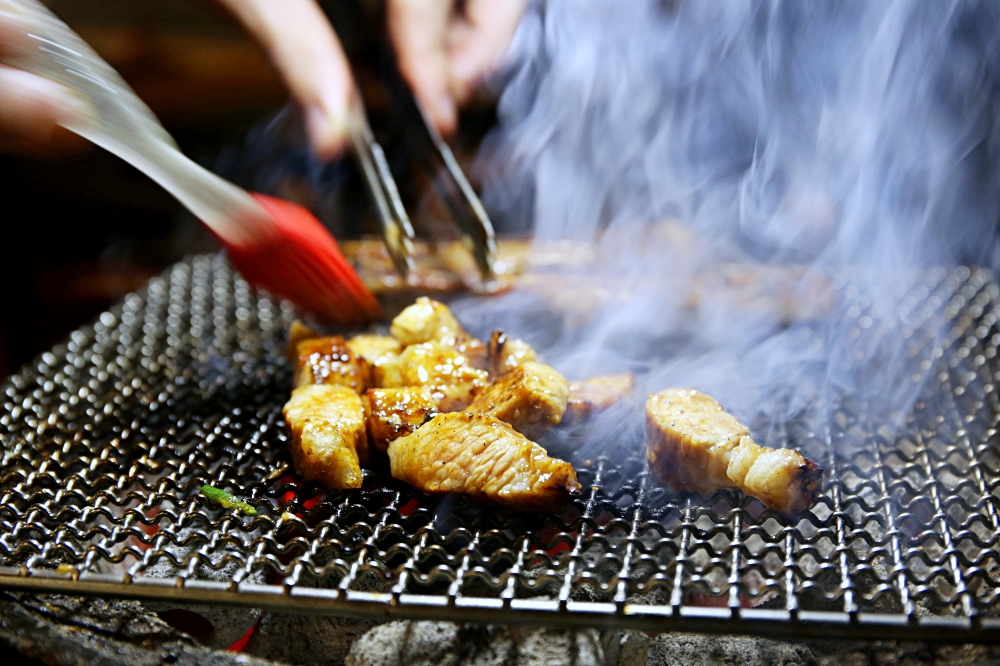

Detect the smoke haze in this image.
[453,0,1000,456]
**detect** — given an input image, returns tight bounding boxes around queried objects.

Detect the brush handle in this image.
[0,0,269,246]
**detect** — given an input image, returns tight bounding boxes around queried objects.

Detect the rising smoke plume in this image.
[453,0,1000,457]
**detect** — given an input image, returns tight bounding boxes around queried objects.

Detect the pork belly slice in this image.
[390,297,488,369]
[563,373,635,425]
[364,387,437,453]
[346,334,401,365]
[387,412,580,512]
[390,297,467,347]
[346,334,402,385]
[467,361,569,439]
[283,384,370,490]
[645,389,821,514]
[487,330,537,377]
[293,336,371,393]
[378,341,489,411]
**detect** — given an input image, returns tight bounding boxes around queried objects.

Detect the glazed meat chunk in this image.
[468,361,569,439]
[346,334,401,365]
[390,297,467,347]
[645,389,821,514]
[346,334,402,385]
[286,320,321,362]
[293,336,371,393]
[364,387,438,453]
[283,384,370,490]
[487,330,537,377]
[563,373,634,425]
[388,412,580,512]
[378,342,488,411]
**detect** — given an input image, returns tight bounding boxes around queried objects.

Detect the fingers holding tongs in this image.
[347,96,416,277]
[341,6,498,281]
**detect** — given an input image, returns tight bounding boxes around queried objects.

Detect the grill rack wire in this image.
[1,255,999,643]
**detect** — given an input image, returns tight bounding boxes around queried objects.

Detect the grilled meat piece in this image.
[387,412,580,512]
[467,361,569,439]
[563,373,635,425]
[346,334,401,365]
[346,334,401,386]
[454,336,488,371]
[283,384,370,490]
[286,320,321,363]
[487,330,537,377]
[388,297,490,369]
[364,387,438,453]
[645,389,821,514]
[391,297,467,347]
[378,341,489,411]
[293,336,371,393]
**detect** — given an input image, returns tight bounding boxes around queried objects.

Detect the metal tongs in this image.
[346,78,497,280]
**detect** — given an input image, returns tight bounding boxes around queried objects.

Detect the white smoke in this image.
[453,0,1000,456]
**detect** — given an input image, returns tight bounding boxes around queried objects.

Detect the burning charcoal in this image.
[283,384,369,490]
[141,526,265,650]
[346,621,649,666]
[645,389,821,514]
[468,361,570,439]
[293,336,372,392]
[388,412,579,512]
[0,593,272,664]
[246,613,377,666]
[647,633,816,666]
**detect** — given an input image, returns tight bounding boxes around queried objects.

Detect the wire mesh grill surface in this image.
[1,255,1000,642]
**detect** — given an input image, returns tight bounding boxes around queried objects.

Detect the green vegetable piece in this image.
[201,484,257,516]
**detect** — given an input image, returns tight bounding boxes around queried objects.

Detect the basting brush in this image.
[3,0,380,326]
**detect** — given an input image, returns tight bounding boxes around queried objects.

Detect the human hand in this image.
[387,0,528,136]
[221,0,527,160]
[0,8,89,156]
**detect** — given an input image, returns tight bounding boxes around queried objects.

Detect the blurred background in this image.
[0,0,496,380]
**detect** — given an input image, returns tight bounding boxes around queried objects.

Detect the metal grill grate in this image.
[1,255,999,643]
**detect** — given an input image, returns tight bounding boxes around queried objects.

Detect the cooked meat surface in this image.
[454,336,488,371]
[467,361,569,439]
[293,336,372,392]
[563,373,634,425]
[283,384,370,490]
[346,334,401,386]
[391,297,467,347]
[346,334,401,365]
[645,389,821,514]
[286,320,321,362]
[388,412,580,512]
[378,342,489,411]
[487,330,537,377]
[364,387,438,453]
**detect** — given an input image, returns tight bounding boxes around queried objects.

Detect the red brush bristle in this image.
[223,194,381,326]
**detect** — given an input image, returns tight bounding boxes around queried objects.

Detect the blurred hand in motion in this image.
[387,0,528,136]
[220,0,527,160]
[0,0,527,160]
[0,9,88,156]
